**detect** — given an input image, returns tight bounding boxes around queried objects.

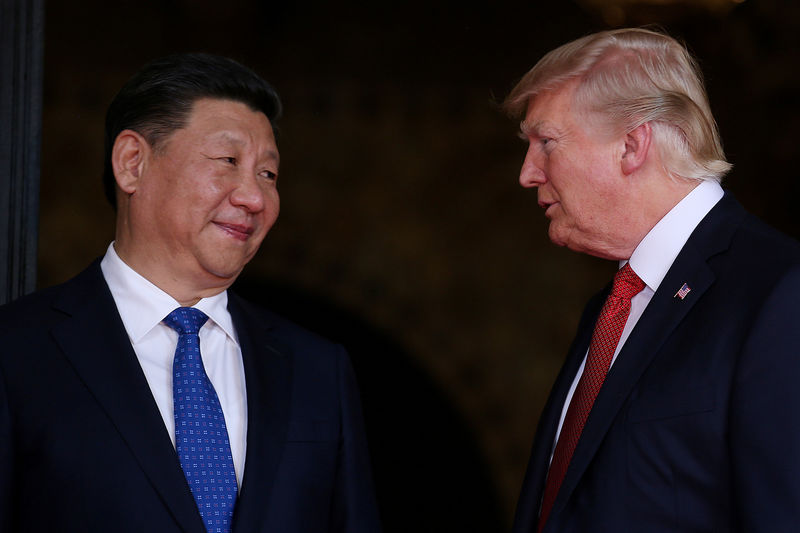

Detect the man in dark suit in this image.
[0,53,380,532]
[505,28,800,532]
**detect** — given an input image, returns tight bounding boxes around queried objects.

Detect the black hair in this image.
[102,53,282,209]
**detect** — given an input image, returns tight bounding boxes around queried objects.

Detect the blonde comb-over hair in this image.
[504,28,731,183]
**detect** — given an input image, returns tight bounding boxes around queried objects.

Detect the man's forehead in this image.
[186,99,278,152]
[519,98,558,135]
[518,82,584,132]
[189,97,268,123]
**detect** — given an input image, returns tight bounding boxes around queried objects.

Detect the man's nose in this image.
[519,147,546,188]
[230,172,266,212]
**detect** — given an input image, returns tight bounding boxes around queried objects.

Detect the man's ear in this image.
[111,130,149,194]
[621,122,652,175]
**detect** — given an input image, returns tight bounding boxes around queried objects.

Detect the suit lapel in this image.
[228,295,293,532]
[547,194,748,524]
[50,262,205,533]
[518,291,604,531]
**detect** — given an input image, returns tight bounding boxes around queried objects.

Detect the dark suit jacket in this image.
[0,261,381,532]
[513,194,800,533]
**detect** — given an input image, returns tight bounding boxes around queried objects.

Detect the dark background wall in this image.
[39,0,800,529]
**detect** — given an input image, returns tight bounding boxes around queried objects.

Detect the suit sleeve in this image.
[329,346,382,533]
[730,266,800,531]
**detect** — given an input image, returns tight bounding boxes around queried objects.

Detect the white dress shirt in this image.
[100,243,248,488]
[551,180,724,451]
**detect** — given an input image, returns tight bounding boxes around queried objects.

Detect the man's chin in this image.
[548,227,598,257]
[197,255,250,285]
[547,225,569,248]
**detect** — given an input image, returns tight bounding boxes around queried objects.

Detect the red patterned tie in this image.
[537,263,645,532]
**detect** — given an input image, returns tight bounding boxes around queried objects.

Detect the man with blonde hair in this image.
[507,28,800,532]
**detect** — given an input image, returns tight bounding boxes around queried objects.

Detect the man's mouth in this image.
[539,200,558,217]
[214,222,254,241]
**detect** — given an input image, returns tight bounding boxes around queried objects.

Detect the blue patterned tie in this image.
[164,307,238,533]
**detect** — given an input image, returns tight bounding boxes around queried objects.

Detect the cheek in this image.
[265,187,280,213]
[257,189,280,229]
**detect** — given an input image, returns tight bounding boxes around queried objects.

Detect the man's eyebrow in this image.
[519,119,541,136]
[211,131,245,145]
[264,149,280,165]
[208,131,280,163]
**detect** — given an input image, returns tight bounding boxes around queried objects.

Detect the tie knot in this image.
[611,263,646,300]
[163,307,209,336]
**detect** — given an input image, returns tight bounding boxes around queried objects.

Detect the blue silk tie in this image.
[164,307,238,533]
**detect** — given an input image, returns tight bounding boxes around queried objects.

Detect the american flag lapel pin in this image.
[674,282,691,300]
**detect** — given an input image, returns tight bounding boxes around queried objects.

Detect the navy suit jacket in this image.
[0,261,381,532]
[513,194,800,533]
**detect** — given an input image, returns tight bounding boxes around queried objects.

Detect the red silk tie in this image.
[537,263,645,532]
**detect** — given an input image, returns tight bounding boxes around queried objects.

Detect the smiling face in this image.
[518,82,640,260]
[113,98,280,304]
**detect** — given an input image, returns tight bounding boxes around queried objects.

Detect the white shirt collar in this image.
[624,180,724,292]
[100,242,238,345]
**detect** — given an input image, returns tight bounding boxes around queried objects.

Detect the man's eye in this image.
[220,157,236,165]
[259,170,277,181]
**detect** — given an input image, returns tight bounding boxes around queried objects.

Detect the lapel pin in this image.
[674,282,691,300]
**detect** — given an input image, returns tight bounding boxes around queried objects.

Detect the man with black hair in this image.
[0,53,380,533]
